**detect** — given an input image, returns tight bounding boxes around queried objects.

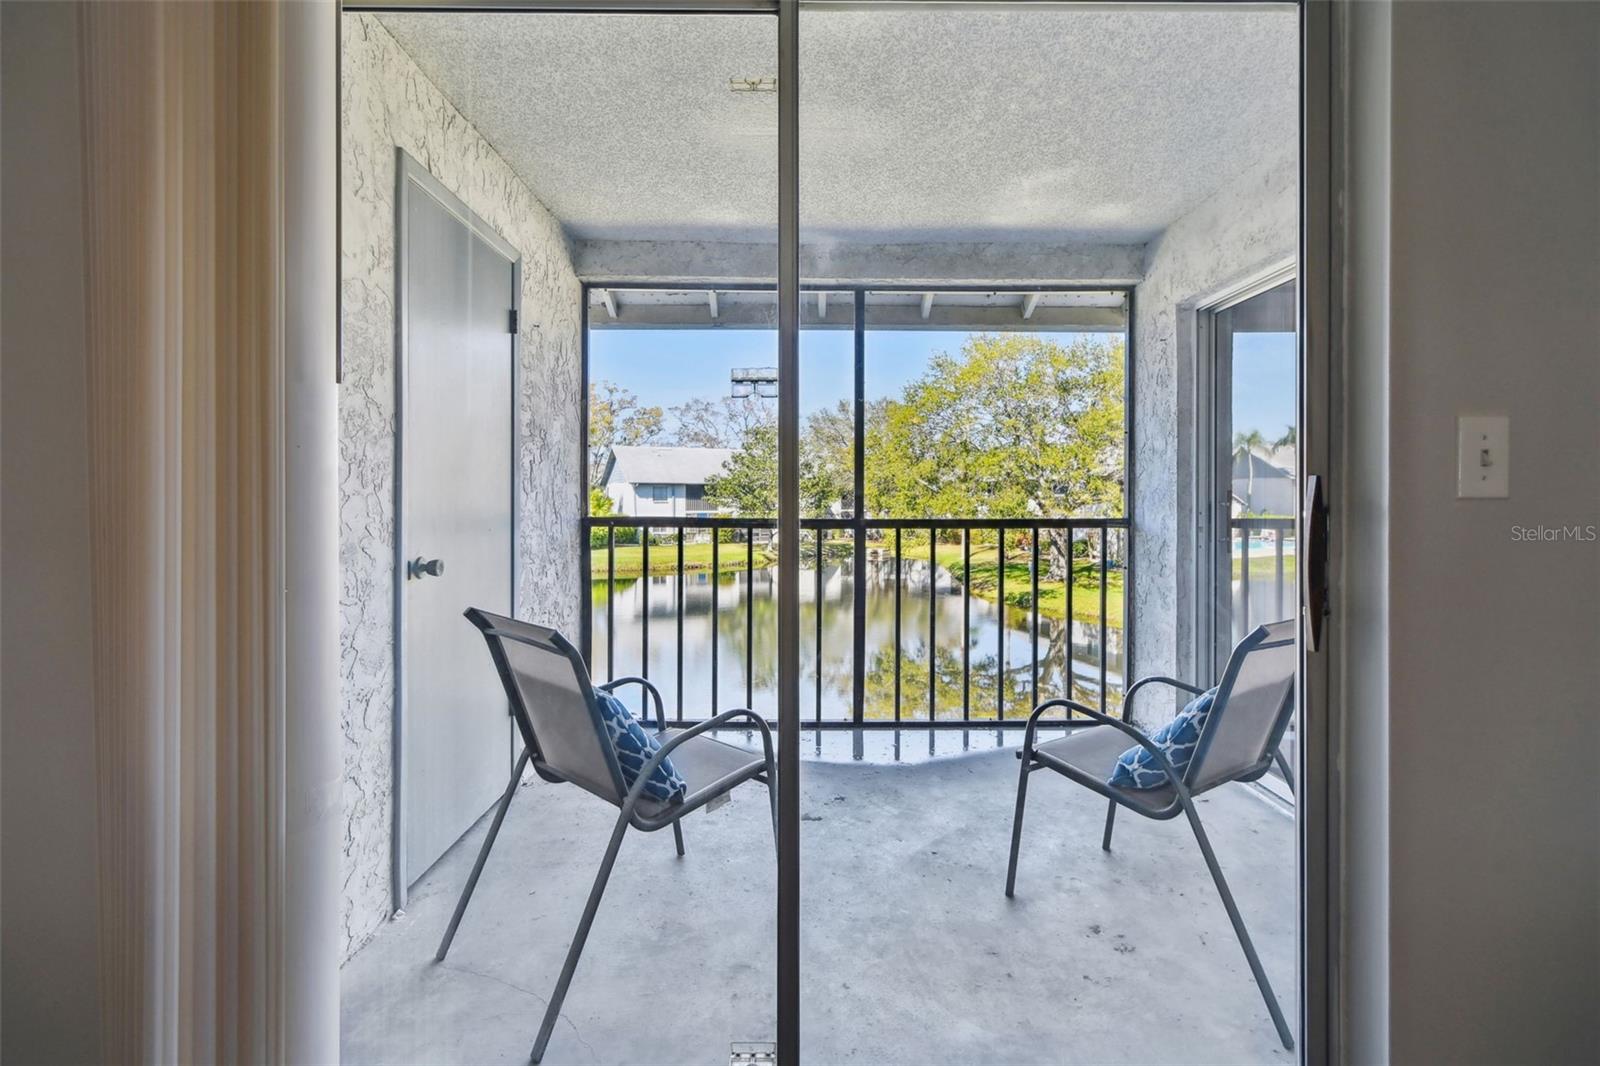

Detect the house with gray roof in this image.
[601,445,735,518]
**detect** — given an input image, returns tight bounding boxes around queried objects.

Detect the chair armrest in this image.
[1020,698,1089,758]
[1122,675,1206,729]
[1125,675,1206,700]
[597,676,665,730]
[621,709,775,814]
[1022,697,1187,793]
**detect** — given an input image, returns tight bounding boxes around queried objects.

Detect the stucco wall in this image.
[1130,150,1297,714]
[340,12,583,958]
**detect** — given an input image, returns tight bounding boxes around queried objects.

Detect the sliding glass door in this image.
[341,2,1329,1063]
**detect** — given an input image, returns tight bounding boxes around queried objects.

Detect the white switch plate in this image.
[1457,415,1509,498]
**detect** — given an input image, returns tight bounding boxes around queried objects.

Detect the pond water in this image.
[591,557,1125,723]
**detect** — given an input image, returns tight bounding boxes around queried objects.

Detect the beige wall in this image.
[0,4,103,1061]
[1343,1,1600,1060]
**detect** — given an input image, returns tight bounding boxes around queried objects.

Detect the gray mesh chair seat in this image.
[634,730,768,822]
[436,608,777,1064]
[1031,728,1180,819]
[1004,620,1299,1051]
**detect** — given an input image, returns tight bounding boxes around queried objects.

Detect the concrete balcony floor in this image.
[342,733,1295,1065]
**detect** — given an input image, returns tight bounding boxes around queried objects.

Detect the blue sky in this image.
[590,325,1296,445]
[592,327,1120,418]
[1229,331,1297,443]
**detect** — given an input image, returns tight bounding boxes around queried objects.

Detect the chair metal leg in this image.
[1273,747,1295,796]
[1005,759,1033,897]
[672,819,685,857]
[1101,798,1117,851]
[1178,797,1294,1051]
[767,777,779,861]
[436,747,532,962]
[530,808,630,1064]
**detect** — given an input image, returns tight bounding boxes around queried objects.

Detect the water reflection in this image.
[592,556,1124,722]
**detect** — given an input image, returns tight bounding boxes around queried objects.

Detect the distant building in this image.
[1231,447,1297,516]
[601,445,735,518]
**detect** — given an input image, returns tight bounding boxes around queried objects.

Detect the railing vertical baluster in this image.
[1030,526,1040,709]
[1099,527,1109,713]
[1274,526,1285,621]
[1239,522,1252,637]
[640,526,650,717]
[676,528,685,723]
[996,530,1005,721]
[852,525,865,726]
[1065,526,1074,707]
[928,526,937,722]
[962,528,971,721]
[711,533,719,714]
[893,527,902,722]
[815,527,824,724]
[746,526,754,710]
[606,526,615,682]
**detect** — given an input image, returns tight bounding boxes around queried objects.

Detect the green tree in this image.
[864,333,1125,521]
[703,422,836,517]
[803,400,856,514]
[588,380,664,484]
[667,394,773,448]
[1273,424,1297,451]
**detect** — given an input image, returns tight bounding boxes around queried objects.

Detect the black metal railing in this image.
[1228,516,1296,639]
[581,515,1131,729]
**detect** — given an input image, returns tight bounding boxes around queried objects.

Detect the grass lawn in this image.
[590,540,774,579]
[897,541,1125,628]
[1231,553,1298,583]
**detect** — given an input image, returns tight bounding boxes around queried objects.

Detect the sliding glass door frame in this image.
[338,4,1337,1063]
[1194,266,1296,680]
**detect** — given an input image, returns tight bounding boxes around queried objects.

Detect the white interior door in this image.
[397,154,518,894]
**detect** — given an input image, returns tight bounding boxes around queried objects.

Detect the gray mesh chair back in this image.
[1187,619,1297,794]
[464,607,627,806]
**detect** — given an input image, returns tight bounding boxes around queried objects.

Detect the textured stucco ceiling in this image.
[373,6,1295,246]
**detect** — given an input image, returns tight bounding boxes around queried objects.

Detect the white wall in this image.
[1339,0,1391,1059]
[340,12,583,958]
[0,4,103,1060]
[1342,2,1600,1059]
[1131,149,1299,708]
[609,482,689,519]
[1385,2,1600,1057]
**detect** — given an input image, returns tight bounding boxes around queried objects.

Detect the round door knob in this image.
[408,556,444,580]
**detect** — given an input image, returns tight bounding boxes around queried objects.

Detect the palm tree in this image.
[1274,425,1297,451]
[1233,428,1267,511]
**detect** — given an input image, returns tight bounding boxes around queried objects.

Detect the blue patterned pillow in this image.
[595,692,687,804]
[1107,688,1218,790]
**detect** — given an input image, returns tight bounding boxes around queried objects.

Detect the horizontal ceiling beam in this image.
[586,296,1125,332]
[574,238,1147,287]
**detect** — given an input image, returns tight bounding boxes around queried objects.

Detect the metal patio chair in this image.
[437,608,777,1065]
[1004,619,1297,1051]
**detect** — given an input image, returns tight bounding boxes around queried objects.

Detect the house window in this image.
[642,484,673,503]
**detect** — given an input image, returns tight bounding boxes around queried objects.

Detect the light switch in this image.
[1457,415,1509,498]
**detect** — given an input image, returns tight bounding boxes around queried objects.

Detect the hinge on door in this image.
[508,307,519,334]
